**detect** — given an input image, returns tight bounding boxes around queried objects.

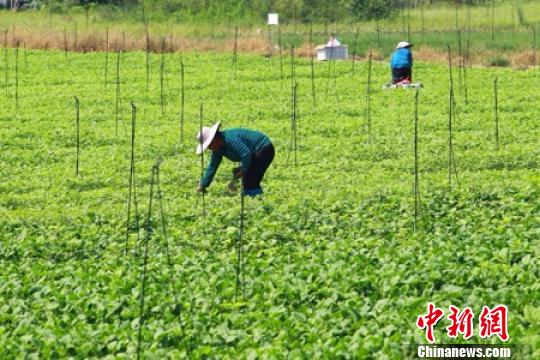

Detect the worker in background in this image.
[390,41,413,84]
[326,33,341,47]
[196,123,275,197]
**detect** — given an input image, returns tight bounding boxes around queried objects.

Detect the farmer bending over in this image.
[390,41,413,84]
[196,123,275,196]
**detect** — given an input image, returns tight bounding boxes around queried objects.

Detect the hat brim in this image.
[397,42,413,49]
[196,122,221,155]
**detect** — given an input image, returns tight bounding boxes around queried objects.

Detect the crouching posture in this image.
[196,123,275,196]
[390,41,413,84]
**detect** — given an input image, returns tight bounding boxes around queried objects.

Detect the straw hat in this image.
[196,122,221,155]
[396,41,412,49]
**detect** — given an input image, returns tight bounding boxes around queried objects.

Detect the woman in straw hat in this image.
[390,41,413,84]
[196,123,275,197]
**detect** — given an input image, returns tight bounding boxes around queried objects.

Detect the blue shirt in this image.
[390,48,413,69]
[200,128,271,188]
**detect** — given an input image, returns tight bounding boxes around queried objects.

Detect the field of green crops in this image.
[0,49,538,358]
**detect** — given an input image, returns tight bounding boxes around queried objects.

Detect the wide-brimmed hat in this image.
[196,122,221,155]
[396,41,412,49]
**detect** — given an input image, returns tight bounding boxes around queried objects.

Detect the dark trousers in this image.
[392,67,412,83]
[243,144,275,194]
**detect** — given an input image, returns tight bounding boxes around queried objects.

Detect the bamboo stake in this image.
[310,54,316,109]
[136,163,158,360]
[491,0,495,41]
[401,6,405,39]
[154,159,188,347]
[75,96,80,176]
[160,37,165,117]
[235,191,245,300]
[309,21,315,110]
[198,102,206,222]
[448,87,454,189]
[267,24,272,58]
[3,29,7,97]
[447,44,454,189]
[366,51,373,135]
[14,42,18,110]
[413,90,420,232]
[455,0,459,30]
[493,77,499,151]
[115,49,121,137]
[421,0,425,35]
[293,83,298,166]
[351,28,358,75]
[463,42,468,105]
[23,41,27,73]
[457,29,462,94]
[125,102,139,255]
[145,25,150,92]
[63,26,68,60]
[533,27,537,68]
[278,25,283,87]
[232,26,239,79]
[325,46,334,100]
[407,2,411,42]
[104,26,108,87]
[376,19,381,48]
[74,22,78,51]
[179,59,185,143]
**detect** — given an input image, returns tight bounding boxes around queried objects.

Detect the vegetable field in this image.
[0,49,538,358]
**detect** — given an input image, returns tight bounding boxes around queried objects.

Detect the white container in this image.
[268,13,279,25]
[316,45,348,61]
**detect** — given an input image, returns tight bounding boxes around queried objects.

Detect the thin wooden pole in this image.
[463,42,468,105]
[145,25,150,92]
[160,37,165,117]
[493,77,499,151]
[75,96,80,176]
[447,44,454,91]
[125,102,139,256]
[180,59,185,143]
[14,42,18,109]
[310,55,316,109]
[74,22,78,51]
[235,191,245,300]
[366,51,372,135]
[309,21,315,109]
[407,1,411,42]
[421,0,425,35]
[447,44,455,189]
[267,24,272,58]
[278,25,283,87]
[198,102,206,222]
[104,26,108,87]
[376,19,381,48]
[64,26,68,60]
[136,163,157,360]
[3,29,7,97]
[325,46,334,100]
[115,49,121,137]
[351,28,358,75]
[293,83,298,166]
[457,29,462,94]
[533,27,537,68]
[413,90,420,232]
[491,0,495,42]
[232,26,239,79]
[23,41,27,73]
[448,87,453,189]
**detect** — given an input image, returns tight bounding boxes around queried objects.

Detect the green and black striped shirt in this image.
[200,128,271,188]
